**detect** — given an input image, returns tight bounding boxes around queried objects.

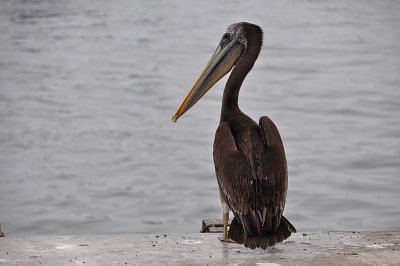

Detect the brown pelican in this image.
[172,22,296,249]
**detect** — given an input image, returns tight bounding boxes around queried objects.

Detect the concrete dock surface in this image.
[0,231,399,265]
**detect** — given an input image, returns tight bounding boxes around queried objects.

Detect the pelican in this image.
[172,22,296,249]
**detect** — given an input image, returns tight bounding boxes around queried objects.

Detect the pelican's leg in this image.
[218,203,234,242]
[218,211,229,241]
[222,211,229,240]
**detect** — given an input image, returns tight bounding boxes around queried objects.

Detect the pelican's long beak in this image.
[172,39,244,122]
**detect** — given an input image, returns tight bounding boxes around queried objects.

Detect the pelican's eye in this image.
[219,33,231,48]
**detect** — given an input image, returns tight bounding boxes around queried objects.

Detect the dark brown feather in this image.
[229,215,296,249]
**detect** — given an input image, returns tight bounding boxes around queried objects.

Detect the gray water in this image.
[1,0,399,236]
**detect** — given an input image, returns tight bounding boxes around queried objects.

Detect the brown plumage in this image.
[172,22,295,249]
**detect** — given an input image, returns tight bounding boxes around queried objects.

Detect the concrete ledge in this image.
[0,232,399,265]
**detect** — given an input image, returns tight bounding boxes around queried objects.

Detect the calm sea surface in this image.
[1,0,399,235]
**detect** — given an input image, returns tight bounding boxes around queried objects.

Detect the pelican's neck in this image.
[220,26,262,123]
[220,60,246,121]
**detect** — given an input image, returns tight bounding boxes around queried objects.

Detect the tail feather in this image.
[228,215,296,250]
[228,217,244,244]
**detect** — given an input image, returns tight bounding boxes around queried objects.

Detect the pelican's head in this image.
[171,23,250,122]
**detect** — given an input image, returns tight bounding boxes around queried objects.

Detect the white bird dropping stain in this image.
[182,239,202,245]
[56,244,75,249]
